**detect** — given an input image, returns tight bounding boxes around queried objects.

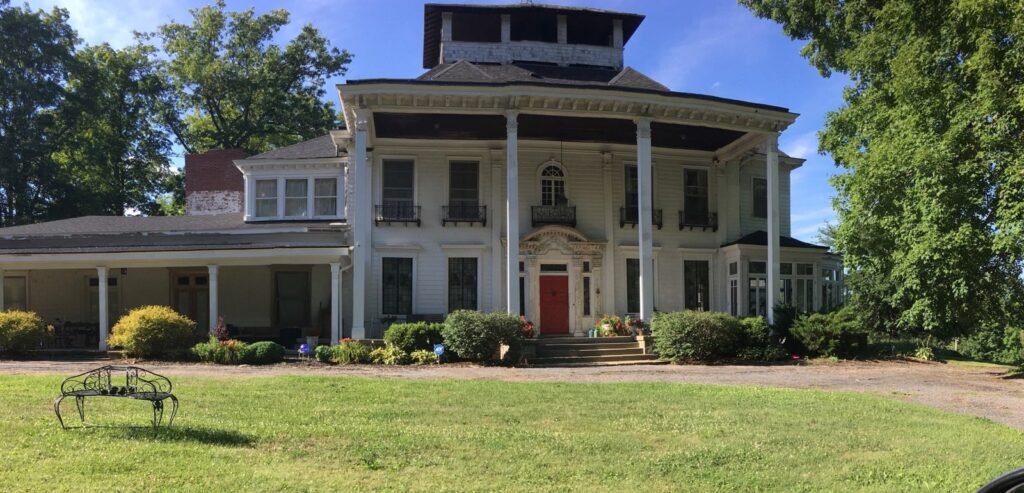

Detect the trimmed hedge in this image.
[651,311,742,362]
[370,344,410,365]
[441,310,522,362]
[384,322,445,353]
[192,338,285,365]
[0,311,51,354]
[108,306,195,358]
[241,341,285,365]
[737,316,788,361]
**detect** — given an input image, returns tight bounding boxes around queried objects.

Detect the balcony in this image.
[679,210,718,232]
[619,206,663,230]
[531,205,576,227]
[375,204,421,226]
[442,204,487,226]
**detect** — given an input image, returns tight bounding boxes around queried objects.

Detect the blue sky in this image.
[38,0,846,242]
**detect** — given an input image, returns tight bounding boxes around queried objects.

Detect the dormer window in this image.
[247,175,343,221]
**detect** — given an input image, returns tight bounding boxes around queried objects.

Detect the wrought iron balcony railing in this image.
[375,204,421,226]
[442,204,487,226]
[531,205,576,227]
[619,206,664,230]
[679,210,718,231]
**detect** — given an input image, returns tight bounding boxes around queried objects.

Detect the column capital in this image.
[207,264,219,274]
[635,117,652,139]
[505,110,519,132]
[354,108,370,132]
[96,266,109,275]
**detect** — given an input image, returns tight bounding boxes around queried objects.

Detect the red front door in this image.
[539,275,570,334]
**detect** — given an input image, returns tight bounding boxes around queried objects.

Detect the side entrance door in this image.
[538,275,569,335]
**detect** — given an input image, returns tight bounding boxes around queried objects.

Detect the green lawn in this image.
[1,374,1021,492]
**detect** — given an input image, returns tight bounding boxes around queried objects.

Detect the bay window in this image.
[248,175,342,220]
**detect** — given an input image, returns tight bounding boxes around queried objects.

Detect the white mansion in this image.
[0,3,842,349]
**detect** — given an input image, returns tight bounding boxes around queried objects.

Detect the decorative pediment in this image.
[520,225,605,258]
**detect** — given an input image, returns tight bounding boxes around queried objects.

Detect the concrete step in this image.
[529,353,660,365]
[536,347,645,357]
[534,336,635,345]
[536,341,639,351]
[535,359,670,367]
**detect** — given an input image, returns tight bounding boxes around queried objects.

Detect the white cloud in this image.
[37,0,180,48]
[781,130,819,159]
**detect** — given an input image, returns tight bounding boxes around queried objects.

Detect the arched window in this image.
[540,165,567,206]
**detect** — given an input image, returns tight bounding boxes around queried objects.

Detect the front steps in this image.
[528,336,663,366]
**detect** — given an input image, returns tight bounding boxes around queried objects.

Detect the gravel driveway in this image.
[4,358,1023,429]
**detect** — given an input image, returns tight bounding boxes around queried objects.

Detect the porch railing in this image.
[531,205,576,227]
[619,206,664,230]
[679,210,718,231]
[375,204,421,226]
[442,204,487,226]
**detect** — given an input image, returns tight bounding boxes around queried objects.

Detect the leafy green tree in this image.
[151,0,352,155]
[56,43,172,216]
[740,1,1024,339]
[0,0,77,226]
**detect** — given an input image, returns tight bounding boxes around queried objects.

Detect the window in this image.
[753,177,767,218]
[382,160,415,218]
[448,257,478,311]
[382,257,413,315]
[3,276,27,311]
[749,261,766,275]
[748,260,766,316]
[729,261,738,276]
[684,260,710,311]
[582,276,591,317]
[540,165,566,206]
[683,169,709,224]
[314,178,338,216]
[729,279,738,316]
[626,258,640,313]
[284,179,308,217]
[449,161,479,207]
[625,165,639,209]
[822,268,839,311]
[255,179,277,217]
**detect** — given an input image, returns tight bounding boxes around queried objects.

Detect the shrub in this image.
[0,311,51,354]
[650,311,742,362]
[736,316,788,361]
[333,341,372,364]
[370,344,409,365]
[240,341,285,365]
[107,306,195,358]
[790,306,865,357]
[315,344,334,363]
[383,322,445,353]
[914,346,936,361]
[959,323,1024,365]
[442,310,523,362]
[192,336,247,364]
[410,349,439,365]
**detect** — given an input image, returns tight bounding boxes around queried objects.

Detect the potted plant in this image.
[520,316,536,338]
[624,315,646,336]
[306,326,321,350]
[596,315,621,337]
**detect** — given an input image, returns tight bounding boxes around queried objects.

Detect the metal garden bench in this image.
[54,365,179,430]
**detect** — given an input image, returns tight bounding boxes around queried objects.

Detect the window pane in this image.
[626,258,640,313]
[729,261,738,276]
[382,257,413,315]
[781,263,793,275]
[625,165,638,205]
[753,178,767,218]
[797,263,814,276]
[256,180,277,199]
[285,198,307,217]
[256,199,277,217]
[314,178,337,197]
[683,169,708,222]
[684,260,710,311]
[383,160,414,205]
[749,261,766,275]
[449,161,479,205]
[583,276,591,316]
[315,198,337,216]
[285,179,307,198]
[448,257,477,311]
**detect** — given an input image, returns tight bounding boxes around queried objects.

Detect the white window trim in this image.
[244,170,345,222]
[445,252,482,313]
[680,248,715,311]
[376,155,418,210]
[378,253,417,318]
[445,156,483,206]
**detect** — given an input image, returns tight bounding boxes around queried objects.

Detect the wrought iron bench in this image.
[54,365,179,430]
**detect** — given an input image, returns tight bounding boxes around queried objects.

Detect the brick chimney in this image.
[184,149,247,216]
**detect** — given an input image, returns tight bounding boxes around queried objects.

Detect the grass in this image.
[1,375,1022,492]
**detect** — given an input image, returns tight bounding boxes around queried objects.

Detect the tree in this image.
[740,1,1024,339]
[0,0,77,226]
[152,0,352,155]
[55,43,172,216]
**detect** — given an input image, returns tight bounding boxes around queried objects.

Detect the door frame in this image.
[271,266,312,327]
[538,272,571,334]
[531,261,574,335]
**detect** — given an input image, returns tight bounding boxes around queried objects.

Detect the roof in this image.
[244,134,343,161]
[417,61,668,92]
[721,230,830,250]
[423,3,644,68]
[0,214,350,254]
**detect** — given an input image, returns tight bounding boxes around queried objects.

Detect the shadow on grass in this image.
[66,425,254,447]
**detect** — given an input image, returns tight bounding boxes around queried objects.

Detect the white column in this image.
[766,134,781,325]
[208,265,219,333]
[0,267,5,312]
[505,110,520,315]
[351,109,370,339]
[636,117,654,322]
[97,267,109,350]
[601,153,616,313]
[330,262,341,345]
[490,151,504,311]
